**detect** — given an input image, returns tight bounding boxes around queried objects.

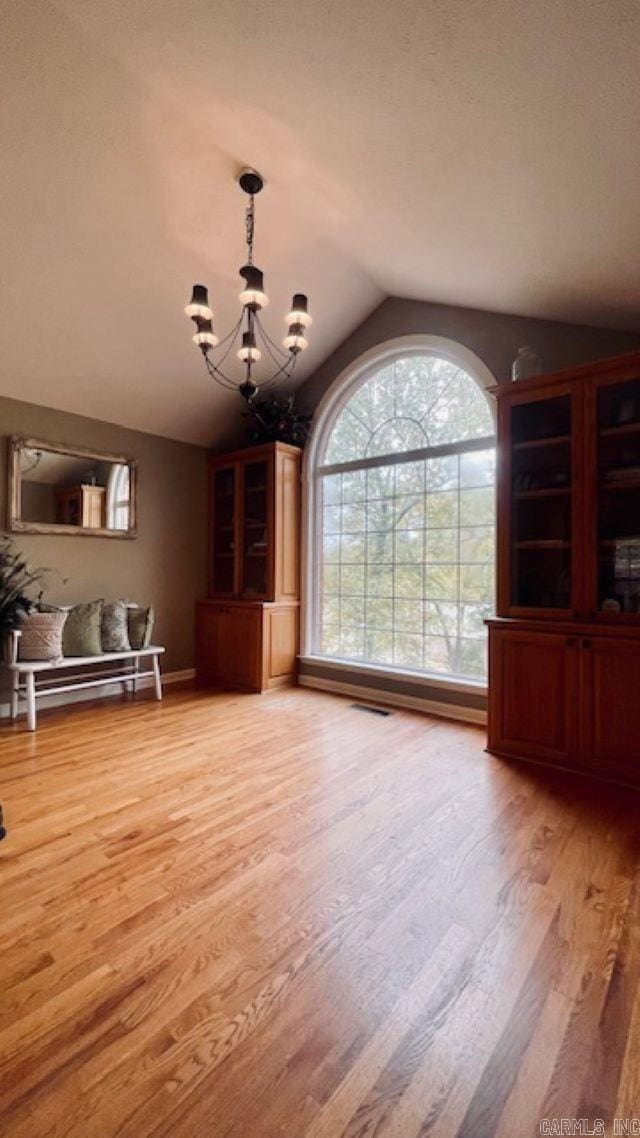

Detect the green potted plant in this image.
[0,535,46,657]
[244,394,312,448]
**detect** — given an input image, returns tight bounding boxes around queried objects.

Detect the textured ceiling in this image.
[2,1,640,446]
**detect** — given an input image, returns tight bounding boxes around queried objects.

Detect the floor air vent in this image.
[351,703,392,717]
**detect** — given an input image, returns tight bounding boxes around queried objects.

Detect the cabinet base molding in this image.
[486,745,640,793]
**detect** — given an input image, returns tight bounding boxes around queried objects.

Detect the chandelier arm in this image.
[253,322,289,370]
[212,313,245,370]
[254,311,290,363]
[203,354,244,391]
[259,351,298,390]
[214,312,245,353]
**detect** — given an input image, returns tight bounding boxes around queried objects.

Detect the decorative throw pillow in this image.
[101,600,131,652]
[127,605,155,650]
[41,600,104,656]
[17,611,67,661]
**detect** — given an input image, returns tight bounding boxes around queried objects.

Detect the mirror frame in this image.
[7,435,138,539]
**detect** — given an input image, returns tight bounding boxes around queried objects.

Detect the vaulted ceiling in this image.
[2,1,639,446]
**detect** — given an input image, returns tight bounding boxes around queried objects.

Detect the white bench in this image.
[4,629,164,731]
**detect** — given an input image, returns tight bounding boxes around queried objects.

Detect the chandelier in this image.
[184,169,312,403]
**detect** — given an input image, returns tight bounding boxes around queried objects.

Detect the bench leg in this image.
[132,656,139,697]
[26,672,36,732]
[10,671,19,721]
[152,655,162,701]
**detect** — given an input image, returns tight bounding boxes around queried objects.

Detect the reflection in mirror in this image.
[9,438,136,537]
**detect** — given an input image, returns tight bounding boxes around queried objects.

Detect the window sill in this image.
[298,655,487,697]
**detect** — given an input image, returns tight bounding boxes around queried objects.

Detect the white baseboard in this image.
[0,668,195,719]
[299,673,487,726]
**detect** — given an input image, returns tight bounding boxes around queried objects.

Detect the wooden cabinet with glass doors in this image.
[487,350,640,786]
[196,442,301,692]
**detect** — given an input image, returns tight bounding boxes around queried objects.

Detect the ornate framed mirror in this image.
[7,436,137,538]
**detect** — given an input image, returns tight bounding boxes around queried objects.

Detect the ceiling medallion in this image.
[184,168,312,403]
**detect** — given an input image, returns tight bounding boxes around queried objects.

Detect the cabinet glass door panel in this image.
[596,377,640,616]
[509,395,573,610]
[241,459,269,597]
[211,466,236,595]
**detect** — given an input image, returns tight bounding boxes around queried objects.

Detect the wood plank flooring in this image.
[0,685,639,1137]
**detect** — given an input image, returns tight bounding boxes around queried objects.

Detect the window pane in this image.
[341,595,365,626]
[426,528,458,563]
[367,597,393,629]
[395,565,424,597]
[395,496,424,529]
[316,353,495,681]
[342,503,366,531]
[322,596,340,625]
[460,564,493,603]
[341,564,365,594]
[460,449,495,488]
[342,469,367,502]
[426,491,458,527]
[394,633,423,667]
[395,530,423,563]
[426,455,459,492]
[323,474,342,505]
[368,418,427,457]
[340,627,365,658]
[460,526,494,564]
[324,505,342,533]
[394,599,423,632]
[396,461,425,494]
[367,565,394,596]
[323,564,340,593]
[366,630,393,664]
[460,487,494,527]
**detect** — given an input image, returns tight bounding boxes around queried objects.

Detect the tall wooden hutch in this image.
[196,441,301,692]
[487,350,640,786]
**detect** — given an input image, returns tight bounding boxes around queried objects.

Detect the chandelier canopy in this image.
[185,169,312,403]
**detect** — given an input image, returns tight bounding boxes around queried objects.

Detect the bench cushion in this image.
[102,600,130,652]
[128,605,154,650]
[42,600,104,656]
[17,611,66,661]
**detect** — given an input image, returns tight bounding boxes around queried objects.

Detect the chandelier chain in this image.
[245,194,255,265]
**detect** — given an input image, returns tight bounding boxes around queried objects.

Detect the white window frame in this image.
[301,334,497,691]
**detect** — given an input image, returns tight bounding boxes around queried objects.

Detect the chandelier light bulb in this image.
[192,319,219,351]
[237,331,262,363]
[238,264,269,310]
[285,293,313,328]
[283,322,309,353]
[185,284,213,321]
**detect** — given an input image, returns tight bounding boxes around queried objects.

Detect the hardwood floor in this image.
[0,686,639,1137]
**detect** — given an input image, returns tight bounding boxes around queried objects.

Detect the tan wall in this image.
[298,297,640,413]
[0,396,208,672]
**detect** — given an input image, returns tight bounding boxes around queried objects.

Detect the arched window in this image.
[304,338,496,683]
[106,463,130,531]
